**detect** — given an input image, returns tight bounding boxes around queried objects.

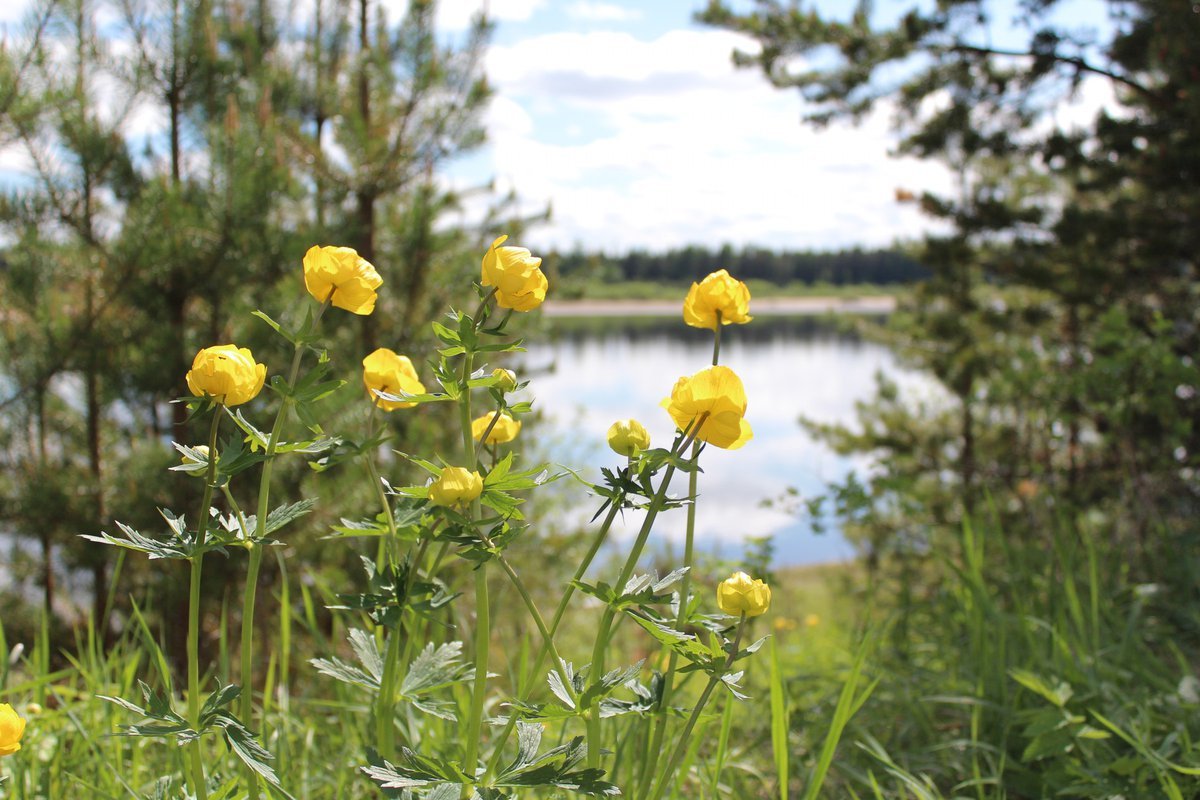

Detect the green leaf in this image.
[265,499,318,536]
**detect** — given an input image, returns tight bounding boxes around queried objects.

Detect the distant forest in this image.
[547,245,927,286]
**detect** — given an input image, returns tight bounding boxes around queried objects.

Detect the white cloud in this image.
[466,27,956,251]
[566,1,642,22]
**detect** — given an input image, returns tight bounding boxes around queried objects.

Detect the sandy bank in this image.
[541,295,896,317]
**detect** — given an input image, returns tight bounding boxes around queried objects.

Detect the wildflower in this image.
[363,348,426,411]
[662,365,753,450]
[772,616,797,633]
[186,345,267,406]
[492,368,518,393]
[804,613,821,628]
[472,411,521,445]
[428,467,483,508]
[682,269,752,330]
[0,703,26,756]
[607,419,651,457]
[717,571,771,618]
[481,235,548,312]
[302,245,382,315]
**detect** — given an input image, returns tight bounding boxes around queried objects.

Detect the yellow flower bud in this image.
[716,571,771,618]
[302,244,383,315]
[471,411,521,445]
[180,445,211,465]
[661,365,753,450]
[428,466,484,508]
[481,235,548,312]
[186,345,267,407]
[607,418,650,457]
[492,368,518,393]
[0,702,26,756]
[682,269,752,330]
[362,348,426,411]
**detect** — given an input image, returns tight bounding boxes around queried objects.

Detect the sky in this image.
[0,0,1115,254]
[433,0,956,253]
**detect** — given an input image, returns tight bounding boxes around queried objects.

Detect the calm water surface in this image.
[514,316,942,566]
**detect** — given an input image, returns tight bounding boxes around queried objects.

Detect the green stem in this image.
[712,311,722,367]
[486,495,624,776]
[639,321,718,793]
[496,555,576,706]
[365,404,399,569]
[646,616,746,800]
[240,294,331,799]
[585,422,705,767]
[638,441,700,792]
[459,335,490,785]
[186,408,221,800]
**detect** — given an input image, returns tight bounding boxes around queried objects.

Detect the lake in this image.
[514,312,943,566]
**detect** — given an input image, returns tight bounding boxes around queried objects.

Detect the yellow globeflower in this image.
[0,703,26,756]
[472,411,521,445]
[303,244,383,315]
[186,345,267,406]
[607,418,651,457]
[362,348,426,411]
[661,365,753,450]
[428,466,484,508]
[682,269,752,330]
[717,571,771,618]
[492,368,518,393]
[481,235,548,312]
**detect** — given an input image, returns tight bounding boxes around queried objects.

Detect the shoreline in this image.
[541,295,896,317]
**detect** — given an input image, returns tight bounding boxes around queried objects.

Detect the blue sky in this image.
[0,0,1115,254]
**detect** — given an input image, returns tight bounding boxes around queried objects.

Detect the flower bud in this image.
[607,419,650,457]
[186,345,267,407]
[492,368,518,393]
[0,703,26,756]
[181,445,211,465]
[428,467,483,508]
[716,571,771,618]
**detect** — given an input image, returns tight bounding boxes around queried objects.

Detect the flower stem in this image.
[645,615,747,800]
[485,495,623,777]
[496,555,576,706]
[239,295,331,799]
[639,322,719,792]
[186,408,221,800]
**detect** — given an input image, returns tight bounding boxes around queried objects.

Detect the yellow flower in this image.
[186,345,267,406]
[428,466,483,508]
[682,269,752,330]
[302,245,383,315]
[717,571,771,618]
[492,368,518,393]
[481,235,548,312]
[661,365,753,450]
[607,418,651,457]
[0,703,26,756]
[362,348,426,411]
[804,613,821,628]
[472,411,521,445]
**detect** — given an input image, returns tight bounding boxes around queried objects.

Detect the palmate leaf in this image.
[493,724,619,796]
[312,633,472,719]
[362,747,472,792]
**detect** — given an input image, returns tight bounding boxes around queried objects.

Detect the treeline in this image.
[549,245,926,285]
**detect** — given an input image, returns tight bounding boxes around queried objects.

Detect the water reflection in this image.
[514,315,941,566]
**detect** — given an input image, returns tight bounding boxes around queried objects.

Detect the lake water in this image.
[514,315,943,566]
